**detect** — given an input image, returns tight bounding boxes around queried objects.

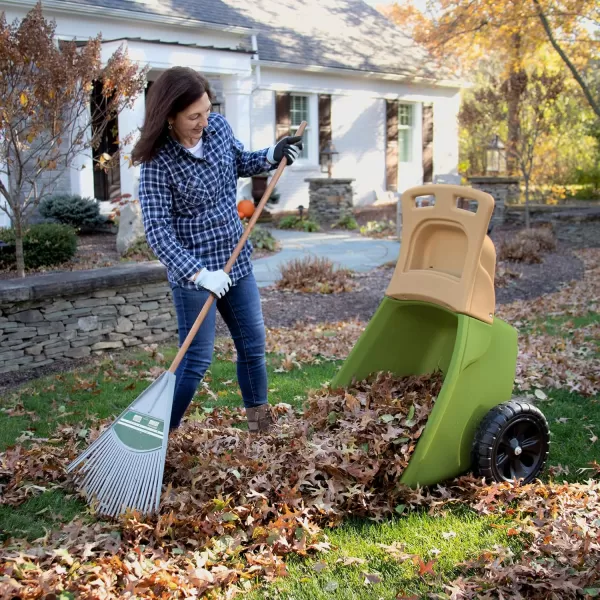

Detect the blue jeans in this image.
[170,271,268,429]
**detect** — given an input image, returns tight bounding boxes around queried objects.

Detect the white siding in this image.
[252,67,462,212]
[331,94,386,206]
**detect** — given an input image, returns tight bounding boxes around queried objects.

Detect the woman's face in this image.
[169,92,211,145]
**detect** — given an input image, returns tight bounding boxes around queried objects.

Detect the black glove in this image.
[267,135,303,166]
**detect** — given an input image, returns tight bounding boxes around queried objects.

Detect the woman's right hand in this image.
[193,269,232,298]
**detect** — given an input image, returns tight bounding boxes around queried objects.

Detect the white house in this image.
[0,0,462,228]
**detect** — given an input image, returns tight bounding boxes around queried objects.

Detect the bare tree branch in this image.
[532,0,600,118]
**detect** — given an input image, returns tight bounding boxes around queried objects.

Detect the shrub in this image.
[495,264,522,287]
[250,225,277,252]
[276,256,356,294]
[333,214,358,230]
[277,215,320,232]
[122,236,157,261]
[359,220,396,238]
[498,227,557,264]
[277,215,298,229]
[0,223,78,270]
[39,194,108,231]
[298,219,320,233]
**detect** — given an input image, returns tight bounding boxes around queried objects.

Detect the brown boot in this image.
[246,403,275,434]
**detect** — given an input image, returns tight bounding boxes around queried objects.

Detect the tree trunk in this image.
[507,86,520,176]
[524,176,531,229]
[506,35,524,176]
[14,213,25,278]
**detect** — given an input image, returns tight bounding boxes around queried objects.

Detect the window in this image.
[398,103,413,163]
[290,94,309,159]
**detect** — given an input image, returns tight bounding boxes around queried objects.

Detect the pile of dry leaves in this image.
[1,377,599,599]
[1,371,443,598]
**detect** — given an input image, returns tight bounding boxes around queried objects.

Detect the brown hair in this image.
[132,67,214,164]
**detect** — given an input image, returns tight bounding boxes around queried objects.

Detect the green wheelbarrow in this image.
[332,184,550,487]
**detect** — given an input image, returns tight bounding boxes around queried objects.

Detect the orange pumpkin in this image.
[238,210,245,219]
[237,199,255,219]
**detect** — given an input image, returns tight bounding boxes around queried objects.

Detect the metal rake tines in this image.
[68,428,166,518]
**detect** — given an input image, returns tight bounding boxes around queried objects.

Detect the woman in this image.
[132,67,302,433]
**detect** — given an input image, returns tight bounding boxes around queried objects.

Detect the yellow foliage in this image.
[383,0,598,78]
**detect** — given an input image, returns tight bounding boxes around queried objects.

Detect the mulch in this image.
[244,221,594,331]
[0,219,597,391]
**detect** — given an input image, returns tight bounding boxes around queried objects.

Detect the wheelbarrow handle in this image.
[168,121,308,374]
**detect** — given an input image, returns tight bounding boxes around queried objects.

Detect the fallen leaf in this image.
[313,561,327,573]
[363,572,382,585]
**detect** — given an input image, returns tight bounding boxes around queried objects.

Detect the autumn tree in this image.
[382,0,600,171]
[0,2,147,277]
[461,69,566,227]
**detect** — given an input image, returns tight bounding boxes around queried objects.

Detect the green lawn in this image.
[247,509,521,599]
[1,335,598,597]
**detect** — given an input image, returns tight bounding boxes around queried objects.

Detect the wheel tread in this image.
[472,399,550,484]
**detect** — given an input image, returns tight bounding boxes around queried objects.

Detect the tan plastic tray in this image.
[386,184,496,324]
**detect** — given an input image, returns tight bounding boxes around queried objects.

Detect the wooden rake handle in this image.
[168,121,308,374]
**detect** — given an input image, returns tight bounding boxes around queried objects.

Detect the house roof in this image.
[67,0,445,81]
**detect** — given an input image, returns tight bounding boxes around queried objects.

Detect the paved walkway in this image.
[252,229,400,288]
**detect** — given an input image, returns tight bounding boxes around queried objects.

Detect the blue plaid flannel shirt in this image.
[139,113,274,289]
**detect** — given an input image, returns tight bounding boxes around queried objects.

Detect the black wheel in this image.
[472,400,550,484]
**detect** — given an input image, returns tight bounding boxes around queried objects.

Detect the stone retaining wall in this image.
[0,262,176,374]
[505,203,600,224]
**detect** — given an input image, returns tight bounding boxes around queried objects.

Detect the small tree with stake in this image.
[0,2,147,276]
[460,68,565,228]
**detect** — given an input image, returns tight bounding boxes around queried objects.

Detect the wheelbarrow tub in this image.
[330,298,518,488]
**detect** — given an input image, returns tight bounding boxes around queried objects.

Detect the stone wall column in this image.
[305,178,355,227]
[468,176,521,226]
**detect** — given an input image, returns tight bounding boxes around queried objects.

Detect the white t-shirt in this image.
[187,138,204,159]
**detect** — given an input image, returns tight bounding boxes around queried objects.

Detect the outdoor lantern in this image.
[486,134,506,175]
[320,140,339,178]
[297,204,305,220]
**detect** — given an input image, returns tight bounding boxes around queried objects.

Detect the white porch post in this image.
[222,74,253,150]
[118,91,146,199]
[69,102,95,199]
[0,168,10,228]
[433,91,461,179]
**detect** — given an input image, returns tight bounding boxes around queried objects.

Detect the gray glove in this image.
[267,135,303,166]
